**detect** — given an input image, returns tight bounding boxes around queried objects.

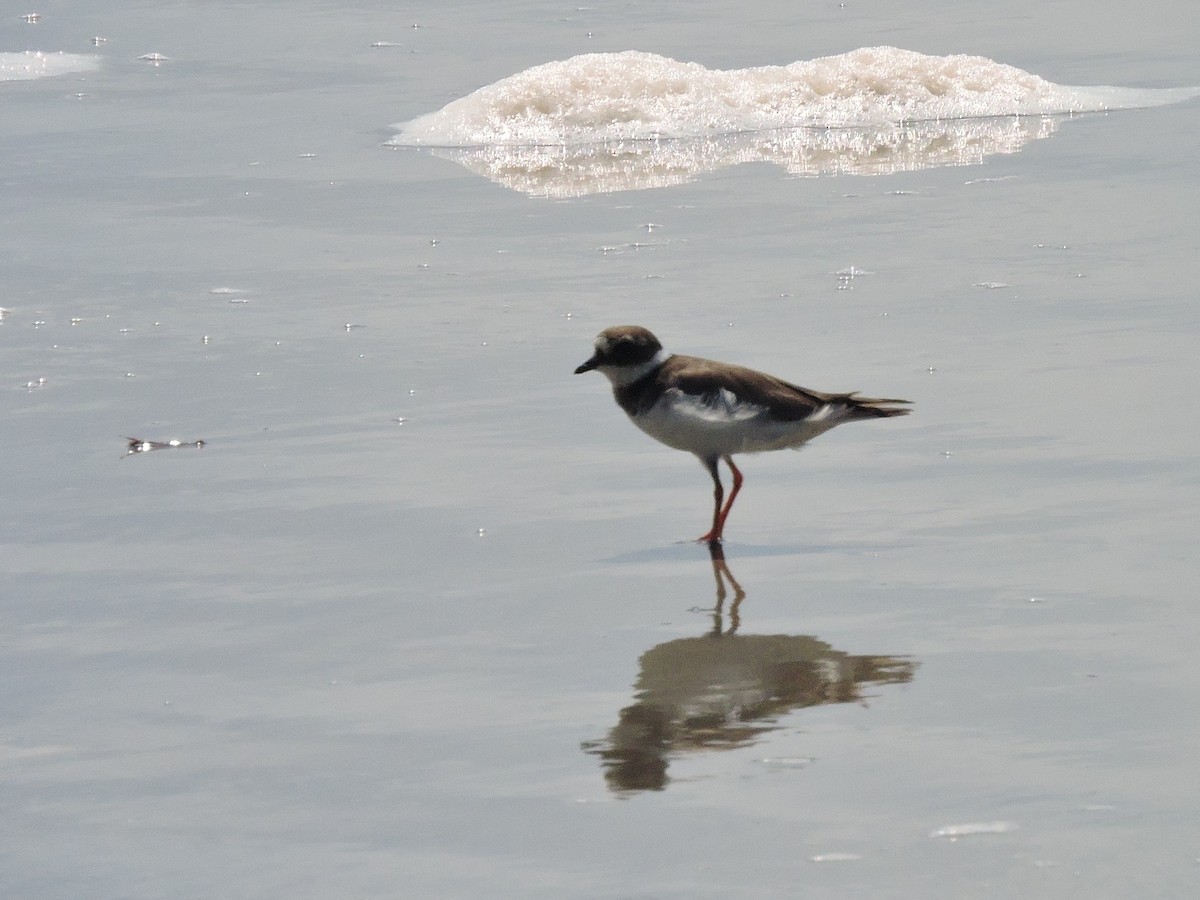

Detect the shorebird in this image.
[574,325,909,542]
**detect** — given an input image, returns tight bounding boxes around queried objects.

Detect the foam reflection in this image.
[419,116,1061,197]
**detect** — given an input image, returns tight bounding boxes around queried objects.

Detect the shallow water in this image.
[3,2,1199,898]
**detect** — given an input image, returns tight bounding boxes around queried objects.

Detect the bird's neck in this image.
[602,348,670,388]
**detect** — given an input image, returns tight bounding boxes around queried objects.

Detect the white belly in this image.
[631,388,844,458]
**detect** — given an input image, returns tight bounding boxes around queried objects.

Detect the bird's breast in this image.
[629,388,830,457]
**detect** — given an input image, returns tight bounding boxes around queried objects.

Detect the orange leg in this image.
[714,455,744,537]
[696,455,743,543]
[696,456,723,543]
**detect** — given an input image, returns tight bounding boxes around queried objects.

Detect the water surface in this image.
[2,1,1199,898]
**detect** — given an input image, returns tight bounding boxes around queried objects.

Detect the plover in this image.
[575,325,910,542]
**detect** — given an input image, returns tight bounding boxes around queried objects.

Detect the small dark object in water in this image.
[124,437,206,456]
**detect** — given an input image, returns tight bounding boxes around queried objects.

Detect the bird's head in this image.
[575,325,667,386]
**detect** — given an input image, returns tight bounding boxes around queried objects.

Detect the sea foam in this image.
[389,47,1200,197]
[391,47,1198,147]
[0,51,99,82]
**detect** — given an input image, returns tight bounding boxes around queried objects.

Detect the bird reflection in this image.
[707,541,745,635]
[583,544,916,793]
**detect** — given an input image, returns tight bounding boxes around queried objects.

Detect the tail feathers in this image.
[842,393,912,419]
